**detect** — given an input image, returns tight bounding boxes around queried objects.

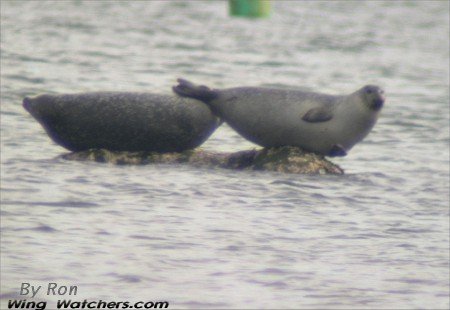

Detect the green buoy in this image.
[229,0,271,18]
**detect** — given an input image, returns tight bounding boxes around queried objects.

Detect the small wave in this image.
[387,278,442,285]
[0,292,20,299]
[12,224,57,233]
[81,50,123,59]
[105,273,142,283]
[129,235,166,241]
[1,200,98,208]
[179,301,230,308]
[4,74,46,84]
[254,268,287,275]
[385,227,436,234]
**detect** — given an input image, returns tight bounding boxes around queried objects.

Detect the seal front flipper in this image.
[173,78,218,102]
[301,107,333,123]
[327,144,347,157]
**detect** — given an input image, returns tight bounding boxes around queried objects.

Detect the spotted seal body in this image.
[173,79,385,157]
[23,92,220,152]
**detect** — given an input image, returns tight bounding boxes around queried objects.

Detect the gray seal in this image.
[23,92,220,152]
[173,79,385,157]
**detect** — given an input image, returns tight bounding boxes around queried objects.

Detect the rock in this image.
[61,146,344,175]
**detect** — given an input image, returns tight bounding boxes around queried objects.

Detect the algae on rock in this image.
[61,146,343,175]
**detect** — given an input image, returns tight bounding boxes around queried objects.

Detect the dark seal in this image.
[23,92,220,152]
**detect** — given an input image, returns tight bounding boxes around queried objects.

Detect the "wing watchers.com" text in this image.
[8,299,169,309]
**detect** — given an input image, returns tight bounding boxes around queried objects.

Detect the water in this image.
[1,1,449,308]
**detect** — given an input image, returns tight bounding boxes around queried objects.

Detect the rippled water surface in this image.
[1,1,449,309]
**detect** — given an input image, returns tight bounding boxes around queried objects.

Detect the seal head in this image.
[359,85,385,111]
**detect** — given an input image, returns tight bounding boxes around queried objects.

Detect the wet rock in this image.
[61,146,343,175]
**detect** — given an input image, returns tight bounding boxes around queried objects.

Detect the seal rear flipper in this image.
[23,97,33,112]
[301,107,333,123]
[172,78,218,103]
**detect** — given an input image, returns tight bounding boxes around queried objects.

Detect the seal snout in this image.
[363,86,385,111]
[372,90,385,111]
[373,96,385,111]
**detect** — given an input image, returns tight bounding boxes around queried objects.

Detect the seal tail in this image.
[172,78,218,102]
[23,96,33,112]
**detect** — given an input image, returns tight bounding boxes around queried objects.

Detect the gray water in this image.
[1,1,449,309]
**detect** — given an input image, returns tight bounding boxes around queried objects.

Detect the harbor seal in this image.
[23,92,220,152]
[173,79,385,157]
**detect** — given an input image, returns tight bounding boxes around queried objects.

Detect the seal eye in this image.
[365,88,373,94]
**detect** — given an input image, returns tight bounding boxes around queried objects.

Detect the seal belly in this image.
[214,91,335,154]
